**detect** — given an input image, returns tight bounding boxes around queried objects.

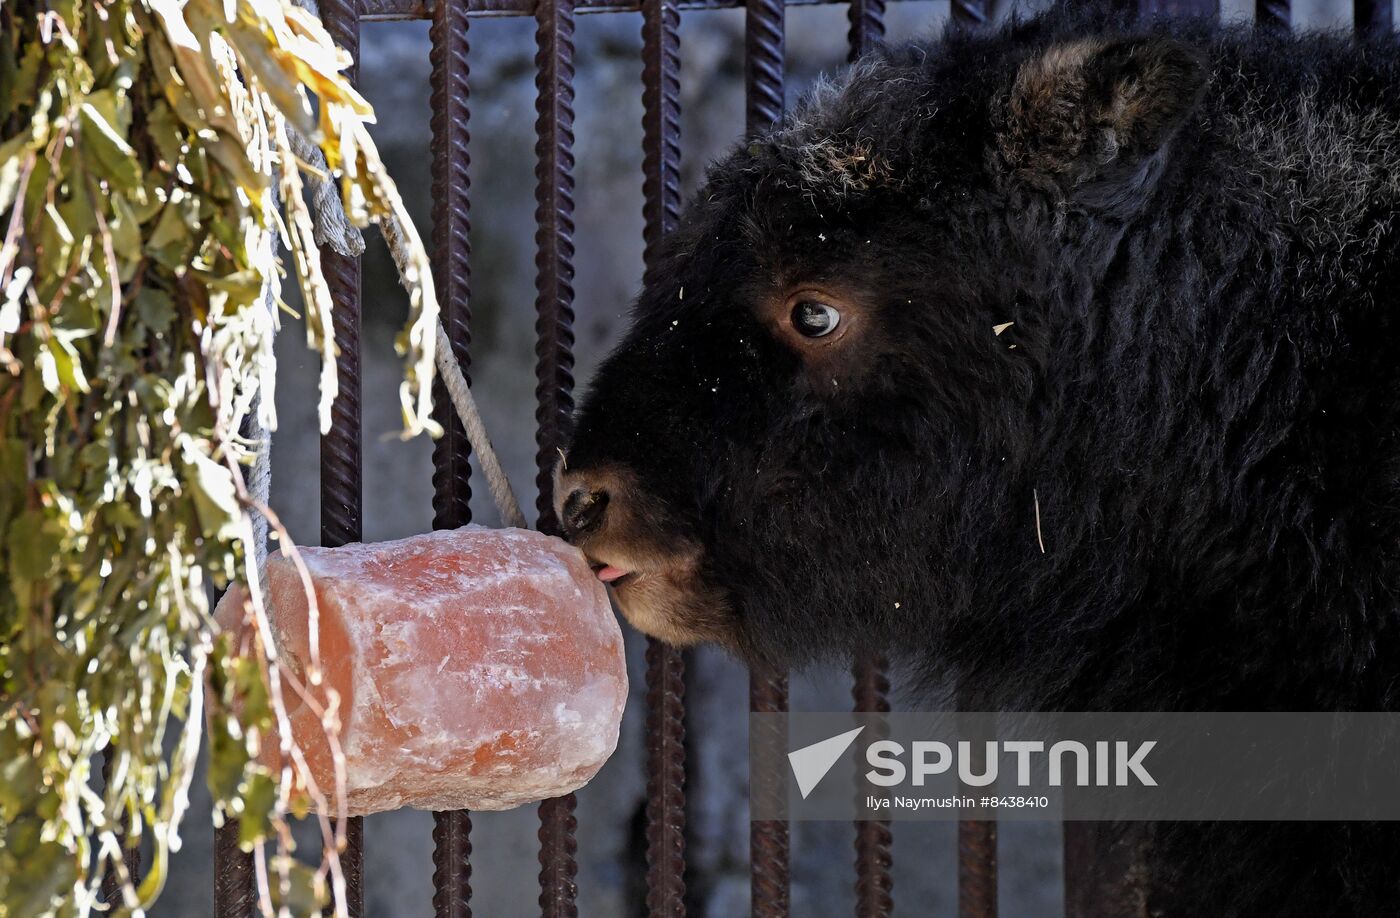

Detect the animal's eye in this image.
[790,300,841,338]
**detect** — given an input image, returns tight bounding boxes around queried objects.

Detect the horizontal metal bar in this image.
[363,0,927,23]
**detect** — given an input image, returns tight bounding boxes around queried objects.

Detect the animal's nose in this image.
[560,486,609,540]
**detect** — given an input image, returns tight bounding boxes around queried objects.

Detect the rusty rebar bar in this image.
[844,4,892,913]
[749,670,790,918]
[362,0,976,21]
[537,796,581,917]
[317,0,363,554]
[429,0,475,535]
[532,0,578,535]
[744,1,790,913]
[316,0,364,913]
[101,749,143,908]
[956,708,997,918]
[330,816,366,918]
[432,811,474,918]
[213,414,259,917]
[641,0,683,281]
[745,0,785,137]
[851,656,893,918]
[1255,0,1289,32]
[213,814,255,918]
[949,0,988,28]
[640,0,689,913]
[428,0,476,913]
[1354,0,1391,34]
[644,640,688,916]
[845,0,885,61]
[848,0,892,910]
[958,820,998,918]
[532,0,582,911]
[213,816,256,918]
[1063,822,1151,918]
[319,342,365,918]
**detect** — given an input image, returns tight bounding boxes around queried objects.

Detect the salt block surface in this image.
[215,525,626,816]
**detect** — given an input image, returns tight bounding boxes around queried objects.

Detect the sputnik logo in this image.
[787,726,865,799]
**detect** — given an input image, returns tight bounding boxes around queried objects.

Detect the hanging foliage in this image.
[0,0,438,914]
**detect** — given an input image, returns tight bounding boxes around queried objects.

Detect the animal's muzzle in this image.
[553,461,628,546]
[552,455,736,647]
[559,483,609,540]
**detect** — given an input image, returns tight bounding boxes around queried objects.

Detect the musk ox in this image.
[557,5,1400,914]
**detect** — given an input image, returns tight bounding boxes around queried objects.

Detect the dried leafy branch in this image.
[0,0,438,914]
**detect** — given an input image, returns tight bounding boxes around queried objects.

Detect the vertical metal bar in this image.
[318,1,364,914]
[644,642,688,917]
[331,816,366,918]
[533,0,581,913]
[1136,0,1219,17]
[956,705,997,918]
[1063,822,1149,918]
[213,816,256,918]
[1061,824,1097,918]
[1062,825,1100,918]
[214,413,259,917]
[958,821,998,918]
[744,3,789,913]
[429,0,475,913]
[953,706,997,918]
[1062,821,1102,918]
[1255,0,1290,32]
[429,0,473,532]
[432,812,474,918]
[845,0,895,906]
[843,0,893,893]
[320,327,366,918]
[949,0,989,28]
[851,657,893,918]
[531,0,578,539]
[745,0,785,137]
[1355,0,1393,34]
[101,749,143,907]
[536,797,579,918]
[749,672,789,918]
[846,0,885,60]
[640,0,689,915]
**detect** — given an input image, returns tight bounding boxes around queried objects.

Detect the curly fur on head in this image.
[766,60,905,195]
[563,7,1400,913]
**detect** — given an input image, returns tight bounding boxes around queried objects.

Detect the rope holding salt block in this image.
[283,91,367,259]
[281,0,527,531]
[376,208,528,530]
[430,299,529,530]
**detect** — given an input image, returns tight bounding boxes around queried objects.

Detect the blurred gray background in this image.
[159,0,1385,914]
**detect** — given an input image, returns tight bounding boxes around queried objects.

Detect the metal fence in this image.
[174,0,1399,915]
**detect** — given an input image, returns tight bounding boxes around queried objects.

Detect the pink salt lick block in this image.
[215,525,626,816]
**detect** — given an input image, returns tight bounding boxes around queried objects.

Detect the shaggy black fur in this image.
[565,6,1400,913]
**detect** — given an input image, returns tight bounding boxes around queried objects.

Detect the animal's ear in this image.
[992,37,1207,189]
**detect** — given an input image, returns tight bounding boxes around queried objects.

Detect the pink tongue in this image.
[596,565,629,583]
